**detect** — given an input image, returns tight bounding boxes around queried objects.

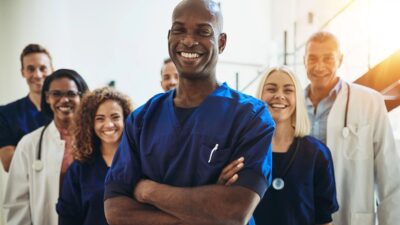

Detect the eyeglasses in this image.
[47,90,82,99]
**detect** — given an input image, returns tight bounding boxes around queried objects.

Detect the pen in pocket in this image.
[208,144,219,163]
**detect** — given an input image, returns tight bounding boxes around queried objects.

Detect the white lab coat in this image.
[327,82,400,225]
[3,121,65,225]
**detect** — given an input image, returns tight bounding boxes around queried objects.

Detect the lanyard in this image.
[272,137,300,190]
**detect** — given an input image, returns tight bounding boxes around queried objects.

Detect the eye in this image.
[95,117,104,121]
[112,115,121,120]
[66,91,80,98]
[198,28,212,37]
[27,66,35,73]
[171,26,185,35]
[40,66,48,72]
[49,90,62,98]
[284,89,294,93]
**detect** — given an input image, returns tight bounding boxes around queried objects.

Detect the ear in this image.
[167,30,171,40]
[218,33,227,54]
[21,68,26,78]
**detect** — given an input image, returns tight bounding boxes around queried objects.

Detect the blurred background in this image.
[0,0,399,140]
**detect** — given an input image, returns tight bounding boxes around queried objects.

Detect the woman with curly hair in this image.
[56,87,133,225]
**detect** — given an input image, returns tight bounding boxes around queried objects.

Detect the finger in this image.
[225,174,239,186]
[222,162,243,181]
[221,157,244,174]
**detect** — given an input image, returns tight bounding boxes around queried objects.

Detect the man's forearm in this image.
[0,145,15,172]
[104,196,184,225]
[136,182,259,225]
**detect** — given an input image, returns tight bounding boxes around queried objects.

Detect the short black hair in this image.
[20,44,53,69]
[40,69,89,118]
[161,58,173,75]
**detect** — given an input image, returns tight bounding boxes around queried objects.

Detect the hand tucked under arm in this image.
[0,145,15,172]
[134,180,260,225]
[104,196,185,225]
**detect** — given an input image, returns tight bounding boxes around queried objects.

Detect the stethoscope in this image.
[342,83,351,138]
[272,137,300,190]
[32,123,50,172]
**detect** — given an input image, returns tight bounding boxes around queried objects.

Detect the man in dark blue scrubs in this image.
[0,44,53,171]
[104,1,275,225]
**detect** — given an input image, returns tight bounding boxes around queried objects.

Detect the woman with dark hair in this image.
[56,87,133,225]
[3,69,89,225]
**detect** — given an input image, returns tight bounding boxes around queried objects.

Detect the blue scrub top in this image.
[0,96,51,147]
[56,151,109,225]
[105,83,275,213]
[253,136,339,225]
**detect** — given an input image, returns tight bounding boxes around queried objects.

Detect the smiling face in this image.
[168,0,226,80]
[304,39,342,90]
[21,53,52,95]
[94,100,124,147]
[46,77,81,126]
[161,61,179,91]
[261,71,296,124]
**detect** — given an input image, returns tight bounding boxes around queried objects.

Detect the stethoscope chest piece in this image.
[272,178,285,190]
[342,127,349,138]
[32,160,43,171]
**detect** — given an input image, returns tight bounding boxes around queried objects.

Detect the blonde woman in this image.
[219,66,338,225]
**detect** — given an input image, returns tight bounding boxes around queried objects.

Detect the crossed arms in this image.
[105,158,259,225]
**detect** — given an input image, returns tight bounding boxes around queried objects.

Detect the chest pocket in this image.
[343,124,372,160]
[196,142,231,183]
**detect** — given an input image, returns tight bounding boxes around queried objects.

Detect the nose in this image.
[104,119,115,128]
[181,35,199,48]
[60,96,70,103]
[273,93,286,100]
[32,69,44,79]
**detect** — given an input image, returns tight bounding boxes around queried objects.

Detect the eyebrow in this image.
[264,83,294,87]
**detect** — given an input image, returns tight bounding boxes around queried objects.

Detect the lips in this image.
[56,105,74,113]
[102,130,117,136]
[269,103,288,109]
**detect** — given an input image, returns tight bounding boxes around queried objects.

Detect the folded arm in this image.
[134,180,260,225]
[104,196,184,225]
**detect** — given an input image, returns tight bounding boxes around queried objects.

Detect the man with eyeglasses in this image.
[0,44,53,172]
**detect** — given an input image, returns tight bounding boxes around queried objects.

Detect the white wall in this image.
[0,0,272,106]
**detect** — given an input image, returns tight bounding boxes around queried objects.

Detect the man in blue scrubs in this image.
[104,1,275,225]
[0,44,53,171]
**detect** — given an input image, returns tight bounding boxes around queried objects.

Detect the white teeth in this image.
[103,130,116,136]
[58,106,71,112]
[271,104,286,109]
[181,52,199,58]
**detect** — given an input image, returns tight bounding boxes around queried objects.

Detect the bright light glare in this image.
[369,0,400,66]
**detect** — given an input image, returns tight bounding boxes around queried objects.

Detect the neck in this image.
[54,118,71,131]
[101,142,118,166]
[308,76,339,107]
[272,121,295,153]
[174,77,218,108]
[28,92,41,110]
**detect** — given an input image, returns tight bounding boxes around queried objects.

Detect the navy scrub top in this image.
[105,83,275,223]
[253,136,339,225]
[0,96,51,147]
[56,151,109,225]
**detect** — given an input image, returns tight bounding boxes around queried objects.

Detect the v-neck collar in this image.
[167,82,227,128]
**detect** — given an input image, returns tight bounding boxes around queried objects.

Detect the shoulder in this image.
[219,84,266,111]
[300,136,332,160]
[0,96,27,116]
[349,83,383,100]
